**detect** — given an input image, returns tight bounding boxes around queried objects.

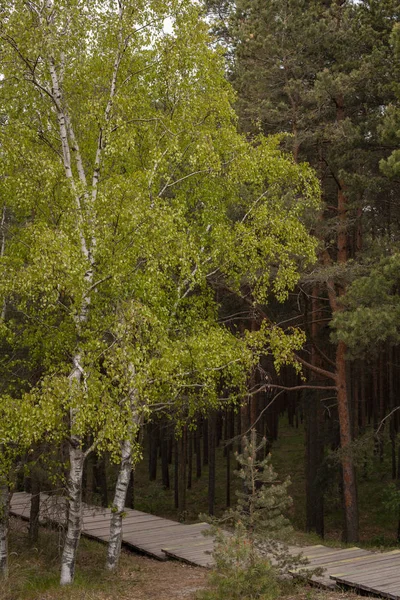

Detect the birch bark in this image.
[60,446,84,585]
[106,439,133,571]
[39,4,125,580]
[106,376,140,571]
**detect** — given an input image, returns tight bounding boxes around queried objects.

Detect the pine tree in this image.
[199,430,308,600]
[210,0,400,542]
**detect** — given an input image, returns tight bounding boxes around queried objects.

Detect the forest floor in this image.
[1,518,377,600]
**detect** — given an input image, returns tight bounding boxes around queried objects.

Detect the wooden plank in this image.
[82,513,163,528]
[141,532,211,551]
[166,547,213,559]
[123,524,209,543]
[334,576,400,599]
[121,529,208,547]
[10,497,31,506]
[333,567,400,585]
[295,545,342,557]
[163,548,214,567]
[163,540,214,551]
[330,554,400,578]
[83,517,179,536]
[306,548,370,565]
[345,569,400,584]
[334,574,400,590]
[328,549,400,569]
[81,518,111,527]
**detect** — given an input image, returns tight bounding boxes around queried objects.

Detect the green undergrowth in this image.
[0,519,130,600]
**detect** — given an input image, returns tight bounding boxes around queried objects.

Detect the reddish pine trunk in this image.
[336,341,358,542]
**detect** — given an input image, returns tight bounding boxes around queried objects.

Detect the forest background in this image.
[0,0,400,592]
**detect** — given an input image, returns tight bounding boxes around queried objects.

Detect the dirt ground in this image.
[102,553,208,600]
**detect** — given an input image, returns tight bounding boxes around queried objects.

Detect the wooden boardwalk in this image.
[9,492,400,598]
[10,492,215,565]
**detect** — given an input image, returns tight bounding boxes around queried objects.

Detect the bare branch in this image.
[375,406,400,436]
[267,383,337,392]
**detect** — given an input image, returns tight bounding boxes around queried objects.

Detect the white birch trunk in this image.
[106,439,132,571]
[60,444,84,585]
[42,2,125,584]
[0,484,10,579]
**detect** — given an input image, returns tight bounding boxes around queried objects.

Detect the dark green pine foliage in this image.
[211,0,400,542]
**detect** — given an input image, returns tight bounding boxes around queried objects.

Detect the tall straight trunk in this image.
[336,341,358,542]
[174,439,179,509]
[226,440,231,508]
[60,444,84,585]
[187,431,193,490]
[29,473,41,544]
[353,362,359,438]
[161,433,170,489]
[379,352,385,461]
[388,346,397,479]
[306,289,325,537]
[178,427,187,515]
[0,484,9,579]
[208,411,216,516]
[203,418,209,466]
[84,453,95,504]
[148,423,158,482]
[360,361,366,431]
[195,420,202,479]
[106,440,132,571]
[397,442,400,543]
[126,471,134,509]
[324,105,359,541]
[94,454,109,507]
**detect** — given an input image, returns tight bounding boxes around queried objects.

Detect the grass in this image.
[1,517,207,600]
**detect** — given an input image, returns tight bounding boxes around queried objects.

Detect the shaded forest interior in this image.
[23,346,400,547]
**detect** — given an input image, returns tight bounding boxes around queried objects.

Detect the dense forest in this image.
[1,0,400,595]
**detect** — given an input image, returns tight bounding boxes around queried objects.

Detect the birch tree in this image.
[0,0,319,584]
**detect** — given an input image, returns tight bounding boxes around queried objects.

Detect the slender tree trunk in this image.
[203,418,209,466]
[226,439,231,508]
[29,472,41,544]
[324,114,359,541]
[336,341,359,542]
[187,431,193,490]
[388,347,397,479]
[148,423,158,482]
[396,441,400,543]
[178,427,187,515]
[208,411,216,516]
[0,484,9,580]
[60,444,84,585]
[306,289,325,537]
[84,453,95,504]
[126,471,134,509]
[174,439,179,509]
[95,454,109,507]
[195,420,202,479]
[161,432,170,490]
[106,439,132,571]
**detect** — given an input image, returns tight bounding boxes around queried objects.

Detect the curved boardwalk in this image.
[10,492,400,598]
